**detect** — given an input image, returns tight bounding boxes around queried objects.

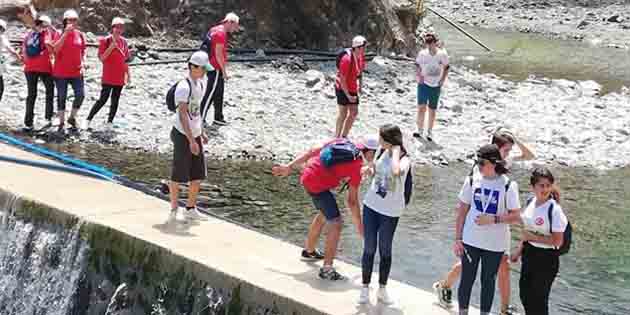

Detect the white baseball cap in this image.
[189,51,213,71]
[352,35,367,48]
[36,15,52,25]
[0,19,6,31]
[223,12,240,24]
[112,17,125,26]
[63,9,79,20]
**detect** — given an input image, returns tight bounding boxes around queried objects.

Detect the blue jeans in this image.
[458,244,504,313]
[361,205,399,286]
[55,77,85,111]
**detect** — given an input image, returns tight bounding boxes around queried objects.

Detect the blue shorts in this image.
[309,190,341,222]
[417,83,441,110]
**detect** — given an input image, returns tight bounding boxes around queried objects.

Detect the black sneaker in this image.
[500,305,521,315]
[21,126,34,133]
[426,130,433,142]
[213,119,228,126]
[67,117,78,129]
[301,249,324,261]
[319,267,345,281]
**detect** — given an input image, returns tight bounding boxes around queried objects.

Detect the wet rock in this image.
[304,70,324,87]
[451,104,464,113]
[607,15,623,23]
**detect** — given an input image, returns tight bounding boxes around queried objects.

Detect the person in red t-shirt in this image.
[272,136,378,281]
[84,17,130,130]
[199,12,239,126]
[22,15,56,130]
[335,35,367,139]
[51,9,87,131]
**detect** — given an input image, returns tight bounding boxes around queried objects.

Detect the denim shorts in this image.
[309,190,341,222]
[417,83,441,110]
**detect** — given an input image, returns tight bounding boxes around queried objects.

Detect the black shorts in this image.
[336,89,359,106]
[170,128,207,183]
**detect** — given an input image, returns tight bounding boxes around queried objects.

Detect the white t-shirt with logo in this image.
[521,197,568,249]
[363,152,411,218]
[458,175,520,252]
[173,75,205,138]
[416,48,449,88]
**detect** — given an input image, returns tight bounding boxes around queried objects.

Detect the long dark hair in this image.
[379,124,408,158]
[530,166,561,203]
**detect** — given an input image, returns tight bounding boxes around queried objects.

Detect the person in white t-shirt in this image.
[434,129,535,314]
[168,51,212,223]
[358,124,411,305]
[454,144,521,315]
[414,32,449,142]
[509,167,567,315]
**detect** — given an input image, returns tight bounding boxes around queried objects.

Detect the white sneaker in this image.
[358,287,370,304]
[175,208,186,222]
[167,209,178,223]
[184,207,208,221]
[377,287,394,305]
[81,120,91,130]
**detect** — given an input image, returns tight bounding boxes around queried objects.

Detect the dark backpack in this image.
[335,48,352,69]
[319,139,361,167]
[199,30,213,58]
[525,197,573,255]
[25,31,44,57]
[165,79,192,113]
[377,150,413,206]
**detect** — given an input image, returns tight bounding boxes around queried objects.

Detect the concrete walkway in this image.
[0,142,480,315]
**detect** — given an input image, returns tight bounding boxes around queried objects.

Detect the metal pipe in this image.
[426,7,493,52]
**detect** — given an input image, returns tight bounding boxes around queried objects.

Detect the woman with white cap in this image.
[83,17,130,130]
[22,15,56,131]
[0,19,23,105]
[51,9,87,131]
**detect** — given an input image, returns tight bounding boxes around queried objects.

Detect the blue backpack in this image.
[25,31,44,57]
[199,31,213,58]
[319,140,361,167]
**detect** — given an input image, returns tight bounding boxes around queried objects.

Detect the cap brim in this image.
[202,64,213,71]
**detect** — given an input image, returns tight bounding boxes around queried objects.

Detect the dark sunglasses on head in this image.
[35,20,43,26]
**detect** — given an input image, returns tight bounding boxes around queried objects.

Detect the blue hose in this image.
[0,133,116,179]
[0,154,114,182]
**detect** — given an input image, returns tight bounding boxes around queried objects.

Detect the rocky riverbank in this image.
[0,38,629,170]
[429,0,630,49]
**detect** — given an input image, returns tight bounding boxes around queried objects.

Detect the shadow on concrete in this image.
[152,218,198,237]
[266,261,363,293]
[353,301,405,315]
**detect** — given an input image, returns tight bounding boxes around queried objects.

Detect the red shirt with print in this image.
[300,156,363,194]
[209,25,227,71]
[99,35,129,86]
[53,31,86,78]
[23,29,55,73]
[335,51,365,93]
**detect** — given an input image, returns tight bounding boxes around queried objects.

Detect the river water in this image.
[9,138,624,315]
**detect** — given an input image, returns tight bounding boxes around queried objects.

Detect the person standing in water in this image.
[358,124,411,305]
[83,17,130,130]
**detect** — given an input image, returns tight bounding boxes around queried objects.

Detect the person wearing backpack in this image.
[83,17,130,130]
[334,35,367,139]
[50,9,87,131]
[272,136,378,281]
[434,128,536,314]
[414,32,449,142]
[0,19,23,104]
[508,167,569,315]
[167,51,212,223]
[358,124,412,305]
[454,144,521,315]
[199,12,239,126]
[22,15,56,131]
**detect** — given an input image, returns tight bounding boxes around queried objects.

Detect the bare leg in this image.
[428,108,437,131]
[323,221,342,266]
[340,105,359,138]
[169,181,180,210]
[187,180,201,208]
[444,261,462,288]
[417,105,427,131]
[498,255,511,310]
[69,107,80,120]
[335,105,349,138]
[305,212,326,252]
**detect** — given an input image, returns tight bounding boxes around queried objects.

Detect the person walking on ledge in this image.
[83,17,130,130]
[199,12,239,126]
[272,136,377,280]
[414,32,449,142]
[335,35,367,138]
[359,124,411,305]
[168,51,212,223]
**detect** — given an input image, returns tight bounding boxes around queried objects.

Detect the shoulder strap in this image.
[503,176,512,210]
[547,202,554,235]
[185,78,192,103]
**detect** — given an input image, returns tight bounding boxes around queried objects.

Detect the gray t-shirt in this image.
[172,75,205,138]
